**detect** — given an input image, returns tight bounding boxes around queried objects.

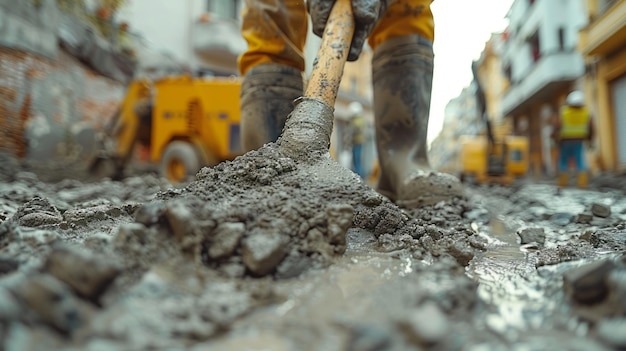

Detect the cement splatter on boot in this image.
[372,35,464,207]
[240,63,303,152]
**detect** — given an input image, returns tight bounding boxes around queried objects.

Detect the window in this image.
[207,0,239,19]
[529,31,541,62]
[503,64,512,83]
[510,150,523,162]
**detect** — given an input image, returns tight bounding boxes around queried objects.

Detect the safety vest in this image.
[559,106,590,139]
[351,115,365,145]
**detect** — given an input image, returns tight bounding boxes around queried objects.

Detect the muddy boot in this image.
[372,35,463,207]
[240,63,303,152]
[576,172,588,189]
[557,173,569,188]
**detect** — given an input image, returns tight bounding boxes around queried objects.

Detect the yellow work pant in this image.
[238,0,434,75]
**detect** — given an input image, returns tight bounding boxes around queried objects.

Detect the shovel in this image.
[277,0,355,159]
[177,0,382,277]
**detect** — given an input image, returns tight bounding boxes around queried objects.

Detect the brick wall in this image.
[0,47,124,162]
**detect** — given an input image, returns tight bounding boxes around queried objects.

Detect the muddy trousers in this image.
[237,0,435,76]
[237,0,435,152]
[557,140,589,188]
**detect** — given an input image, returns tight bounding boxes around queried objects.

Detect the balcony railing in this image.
[579,0,626,55]
[192,18,246,74]
[501,51,584,115]
[598,0,619,15]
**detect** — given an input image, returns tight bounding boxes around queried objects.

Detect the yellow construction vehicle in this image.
[460,135,529,185]
[91,75,243,182]
[459,62,529,185]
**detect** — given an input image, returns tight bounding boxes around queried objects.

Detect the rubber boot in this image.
[576,172,588,189]
[557,173,569,188]
[240,63,303,152]
[372,35,463,207]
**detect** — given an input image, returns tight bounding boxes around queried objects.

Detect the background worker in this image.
[348,101,366,179]
[238,0,463,207]
[552,90,594,188]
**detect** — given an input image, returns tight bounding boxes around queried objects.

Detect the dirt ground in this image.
[1,149,625,351]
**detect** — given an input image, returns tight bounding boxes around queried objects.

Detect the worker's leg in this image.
[352,143,364,179]
[572,141,589,188]
[368,0,463,206]
[238,0,307,151]
[557,141,572,187]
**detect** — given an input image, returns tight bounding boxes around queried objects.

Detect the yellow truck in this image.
[460,135,529,185]
[91,75,243,182]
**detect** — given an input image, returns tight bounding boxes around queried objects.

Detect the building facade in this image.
[474,33,514,141]
[119,1,376,177]
[500,0,588,175]
[429,85,481,172]
[117,0,245,76]
[579,0,626,171]
[0,0,126,163]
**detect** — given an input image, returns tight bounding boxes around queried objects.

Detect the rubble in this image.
[1,151,626,349]
[592,203,612,218]
[518,227,547,246]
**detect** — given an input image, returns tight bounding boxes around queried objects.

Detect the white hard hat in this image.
[566,90,585,107]
[348,101,363,116]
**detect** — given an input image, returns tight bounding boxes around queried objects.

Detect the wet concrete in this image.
[1,150,626,350]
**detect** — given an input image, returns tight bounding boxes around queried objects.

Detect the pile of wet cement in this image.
[1,148,626,350]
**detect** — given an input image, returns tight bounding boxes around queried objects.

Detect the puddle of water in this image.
[467,207,566,338]
[214,250,419,347]
[467,186,626,341]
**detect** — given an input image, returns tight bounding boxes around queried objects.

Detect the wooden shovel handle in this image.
[304,0,355,106]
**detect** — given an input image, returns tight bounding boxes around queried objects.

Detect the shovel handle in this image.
[304,0,355,106]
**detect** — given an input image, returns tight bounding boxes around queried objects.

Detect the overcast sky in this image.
[428,0,514,143]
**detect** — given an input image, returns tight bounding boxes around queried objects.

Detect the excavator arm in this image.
[88,79,153,179]
[472,61,506,177]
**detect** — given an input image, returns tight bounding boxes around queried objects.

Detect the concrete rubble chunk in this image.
[517,227,546,245]
[326,204,353,253]
[113,223,150,248]
[241,232,286,276]
[396,302,449,346]
[134,201,166,226]
[9,274,94,335]
[563,259,616,305]
[275,251,313,279]
[18,212,64,228]
[208,222,245,260]
[62,205,124,227]
[448,241,474,266]
[164,202,195,241]
[591,203,611,218]
[20,228,60,249]
[43,245,120,302]
[13,197,63,228]
[0,255,20,275]
[589,230,626,250]
[576,212,594,224]
[0,221,20,248]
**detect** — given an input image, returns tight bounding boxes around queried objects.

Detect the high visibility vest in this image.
[559,106,590,139]
[351,115,365,145]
